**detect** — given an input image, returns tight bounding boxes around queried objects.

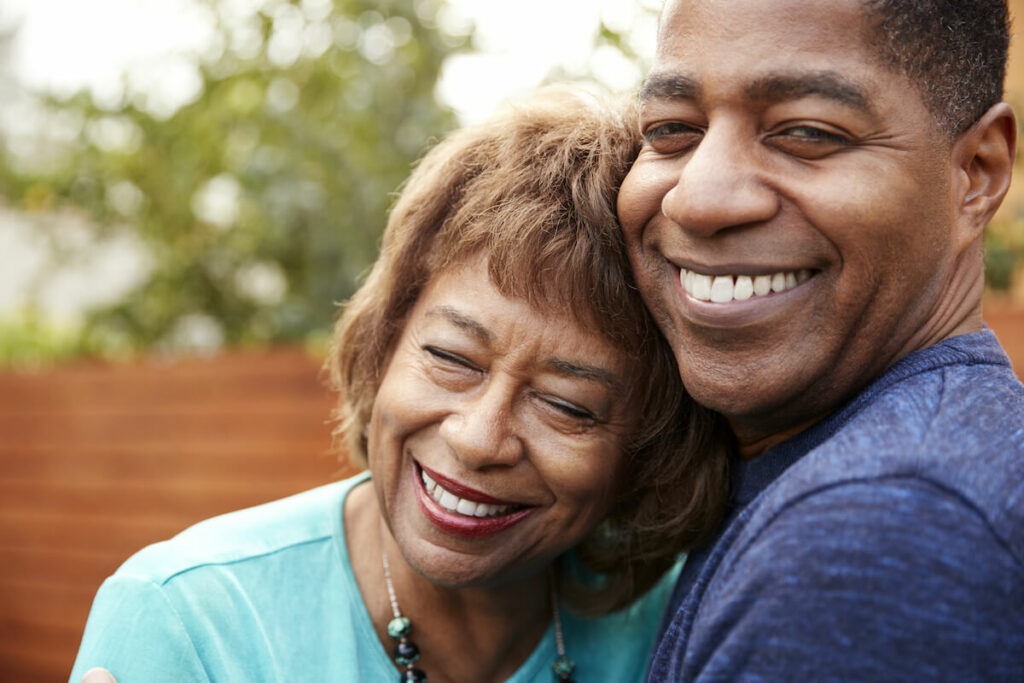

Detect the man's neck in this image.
[733,416,824,460]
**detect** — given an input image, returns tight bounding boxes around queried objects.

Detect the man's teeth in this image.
[681,268,811,303]
[421,470,514,518]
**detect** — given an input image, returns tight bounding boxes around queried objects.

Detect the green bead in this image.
[387,616,412,639]
[551,655,576,678]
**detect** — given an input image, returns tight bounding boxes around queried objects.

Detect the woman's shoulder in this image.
[71,472,386,682]
[115,471,369,585]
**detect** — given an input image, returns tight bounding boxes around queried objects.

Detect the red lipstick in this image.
[418,463,517,505]
[412,462,534,539]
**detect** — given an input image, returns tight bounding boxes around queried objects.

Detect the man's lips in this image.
[667,262,821,328]
[680,266,815,303]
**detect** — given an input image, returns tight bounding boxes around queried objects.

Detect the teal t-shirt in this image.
[70,473,680,682]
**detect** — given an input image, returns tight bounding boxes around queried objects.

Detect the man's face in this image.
[619,0,963,446]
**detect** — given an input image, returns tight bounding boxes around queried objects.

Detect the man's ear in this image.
[950,102,1017,250]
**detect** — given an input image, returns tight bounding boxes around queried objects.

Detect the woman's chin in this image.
[397,539,549,592]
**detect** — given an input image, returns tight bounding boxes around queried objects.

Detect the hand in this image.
[82,668,118,683]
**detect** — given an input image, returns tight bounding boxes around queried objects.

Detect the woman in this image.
[71,86,729,682]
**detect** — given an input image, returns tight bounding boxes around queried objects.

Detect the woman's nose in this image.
[438,383,524,469]
[660,124,778,237]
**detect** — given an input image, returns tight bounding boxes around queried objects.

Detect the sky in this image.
[0,0,658,124]
[0,0,659,323]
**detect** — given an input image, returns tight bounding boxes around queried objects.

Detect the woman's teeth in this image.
[421,470,515,518]
[680,267,812,303]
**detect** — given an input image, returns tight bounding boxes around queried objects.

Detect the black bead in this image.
[395,639,420,665]
[401,668,427,681]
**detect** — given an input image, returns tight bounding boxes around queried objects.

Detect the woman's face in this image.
[366,256,638,589]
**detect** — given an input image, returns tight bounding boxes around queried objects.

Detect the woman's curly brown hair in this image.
[328,84,730,615]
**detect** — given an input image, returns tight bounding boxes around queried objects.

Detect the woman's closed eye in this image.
[536,393,599,427]
[424,346,481,376]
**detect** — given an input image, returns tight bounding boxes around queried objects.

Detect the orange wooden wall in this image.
[0,348,357,682]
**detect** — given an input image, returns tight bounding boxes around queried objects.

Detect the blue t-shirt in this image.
[71,472,680,682]
[650,330,1024,681]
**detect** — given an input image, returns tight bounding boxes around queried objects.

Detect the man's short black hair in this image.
[865,0,1010,137]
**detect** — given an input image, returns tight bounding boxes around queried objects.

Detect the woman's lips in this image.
[412,462,535,539]
[418,463,515,505]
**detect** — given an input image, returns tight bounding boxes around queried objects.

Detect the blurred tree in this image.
[1,0,468,355]
[5,0,1016,364]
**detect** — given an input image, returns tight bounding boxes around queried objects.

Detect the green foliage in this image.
[1,0,466,355]
[0,311,90,370]
[6,0,1017,366]
[986,214,1024,291]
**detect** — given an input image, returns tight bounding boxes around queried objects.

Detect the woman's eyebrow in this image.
[546,358,623,392]
[424,305,491,343]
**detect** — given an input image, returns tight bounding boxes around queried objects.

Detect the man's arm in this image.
[683,479,1024,681]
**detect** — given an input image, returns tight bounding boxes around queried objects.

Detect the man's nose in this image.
[661,124,778,236]
[438,382,524,469]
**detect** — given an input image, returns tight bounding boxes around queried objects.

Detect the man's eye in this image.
[643,121,703,153]
[781,125,849,144]
[767,125,851,159]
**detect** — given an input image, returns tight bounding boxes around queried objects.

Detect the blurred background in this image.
[0,0,1021,680]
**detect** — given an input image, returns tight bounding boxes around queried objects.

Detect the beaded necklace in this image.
[381,549,576,682]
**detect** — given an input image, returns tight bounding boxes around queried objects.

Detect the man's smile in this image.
[680,266,814,303]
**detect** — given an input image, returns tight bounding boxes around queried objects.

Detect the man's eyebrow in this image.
[639,73,700,103]
[546,358,623,393]
[424,306,491,343]
[746,71,871,112]
[638,70,871,113]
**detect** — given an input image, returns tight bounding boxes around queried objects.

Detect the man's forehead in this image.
[658,0,869,28]
[656,0,872,55]
[647,0,886,110]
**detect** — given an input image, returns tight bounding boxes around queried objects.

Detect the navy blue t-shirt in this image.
[650,330,1024,681]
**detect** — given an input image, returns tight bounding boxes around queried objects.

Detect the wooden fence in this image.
[2,312,1024,681]
[0,348,356,682]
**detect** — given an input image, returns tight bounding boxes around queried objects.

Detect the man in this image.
[619,0,1023,679]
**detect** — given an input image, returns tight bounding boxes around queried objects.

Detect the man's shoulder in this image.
[686,475,1024,681]
[114,476,362,585]
[761,335,1024,554]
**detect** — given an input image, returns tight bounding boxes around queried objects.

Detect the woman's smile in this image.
[418,462,529,517]
[413,461,536,539]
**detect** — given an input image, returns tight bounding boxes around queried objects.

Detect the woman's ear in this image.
[950,102,1017,250]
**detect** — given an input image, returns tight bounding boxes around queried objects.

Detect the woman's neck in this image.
[345,480,553,683]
